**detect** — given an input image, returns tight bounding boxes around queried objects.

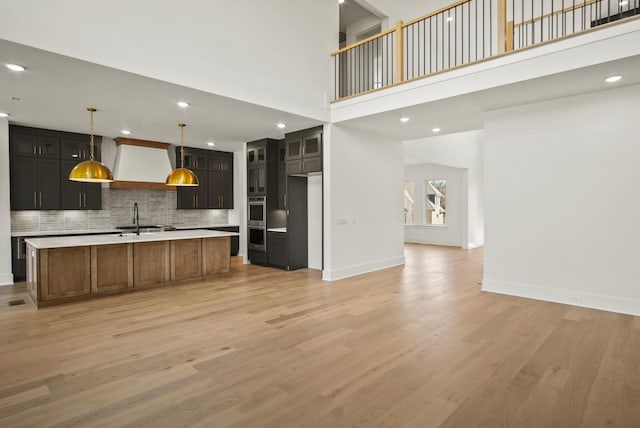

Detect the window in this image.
[404,182,415,224]
[425,179,446,225]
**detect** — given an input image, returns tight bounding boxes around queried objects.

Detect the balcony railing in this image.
[331,0,639,101]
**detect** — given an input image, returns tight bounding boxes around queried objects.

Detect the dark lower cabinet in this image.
[267,232,288,269]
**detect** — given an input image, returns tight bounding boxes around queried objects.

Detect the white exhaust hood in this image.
[111,138,175,190]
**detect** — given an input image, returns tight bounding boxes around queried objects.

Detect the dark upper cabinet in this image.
[12,132,61,158]
[61,135,102,161]
[247,144,266,165]
[210,152,233,173]
[61,160,102,210]
[9,125,104,211]
[285,128,322,175]
[177,170,208,209]
[277,140,286,209]
[176,148,233,209]
[10,157,61,210]
[247,164,266,196]
[181,148,208,171]
[209,172,233,209]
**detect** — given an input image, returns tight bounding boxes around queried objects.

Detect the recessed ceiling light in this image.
[0,112,9,118]
[432,127,441,132]
[120,130,131,135]
[6,64,25,72]
[619,0,628,5]
[605,75,622,83]
[400,117,410,123]
[338,0,345,4]
[446,16,454,22]
[177,101,190,108]
[207,141,215,147]
[277,122,286,129]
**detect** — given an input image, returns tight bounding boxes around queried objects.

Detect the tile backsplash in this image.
[10,188,230,232]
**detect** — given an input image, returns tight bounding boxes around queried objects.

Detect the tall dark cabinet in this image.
[247,127,322,271]
[9,125,102,210]
[176,147,234,210]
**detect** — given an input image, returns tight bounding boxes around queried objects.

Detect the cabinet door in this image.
[40,247,91,301]
[247,144,266,165]
[61,160,84,209]
[219,173,233,209]
[268,232,288,268]
[286,137,303,161]
[248,165,266,195]
[302,133,322,157]
[177,171,207,209]
[286,160,303,176]
[210,153,233,172]
[84,183,102,210]
[181,148,208,170]
[303,157,322,174]
[13,133,61,158]
[10,156,38,209]
[38,158,61,210]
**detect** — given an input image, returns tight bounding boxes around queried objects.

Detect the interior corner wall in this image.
[404,163,464,247]
[483,84,640,316]
[323,124,405,281]
[0,119,13,285]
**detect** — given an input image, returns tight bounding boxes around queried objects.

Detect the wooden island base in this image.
[26,236,231,307]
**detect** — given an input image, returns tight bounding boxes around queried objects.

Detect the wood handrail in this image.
[331,27,396,56]
[513,0,598,28]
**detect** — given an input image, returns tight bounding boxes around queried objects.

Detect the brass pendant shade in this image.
[69,108,114,183]
[166,123,199,186]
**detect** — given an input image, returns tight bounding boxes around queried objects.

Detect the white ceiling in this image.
[340,0,380,33]
[0,39,323,152]
[336,54,640,142]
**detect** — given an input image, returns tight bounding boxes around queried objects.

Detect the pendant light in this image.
[166,123,199,186]
[69,108,114,182]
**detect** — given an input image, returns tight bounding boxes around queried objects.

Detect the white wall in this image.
[323,124,405,280]
[404,130,484,248]
[404,163,464,247]
[0,0,337,121]
[229,148,246,258]
[0,119,12,285]
[483,83,640,316]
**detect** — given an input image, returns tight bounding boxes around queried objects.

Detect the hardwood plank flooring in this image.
[0,244,638,427]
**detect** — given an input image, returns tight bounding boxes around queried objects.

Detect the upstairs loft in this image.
[331,0,640,102]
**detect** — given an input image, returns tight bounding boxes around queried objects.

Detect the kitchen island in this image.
[25,230,238,307]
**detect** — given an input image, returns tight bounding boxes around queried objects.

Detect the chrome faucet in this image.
[133,202,140,236]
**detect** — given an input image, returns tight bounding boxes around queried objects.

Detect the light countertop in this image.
[174,224,239,230]
[12,229,120,237]
[25,230,239,250]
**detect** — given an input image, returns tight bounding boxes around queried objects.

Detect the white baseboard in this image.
[322,256,405,281]
[483,279,640,316]
[463,241,484,250]
[0,273,14,286]
[404,238,460,247]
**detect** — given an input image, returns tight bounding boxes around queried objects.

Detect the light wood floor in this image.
[0,244,639,427]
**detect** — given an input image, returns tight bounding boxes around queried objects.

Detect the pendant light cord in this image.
[88,107,96,161]
[179,123,186,168]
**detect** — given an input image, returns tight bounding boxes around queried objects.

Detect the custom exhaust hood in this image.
[110,137,175,190]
